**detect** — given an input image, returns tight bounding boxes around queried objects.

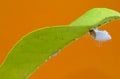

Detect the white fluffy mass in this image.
[93,29,111,41]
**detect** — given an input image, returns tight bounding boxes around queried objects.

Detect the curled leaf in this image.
[0,8,120,79]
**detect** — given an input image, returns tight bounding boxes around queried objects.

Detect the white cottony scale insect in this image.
[89,29,112,41]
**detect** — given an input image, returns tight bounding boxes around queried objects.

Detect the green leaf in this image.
[0,8,120,79]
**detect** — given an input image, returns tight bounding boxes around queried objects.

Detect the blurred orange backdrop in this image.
[0,0,120,79]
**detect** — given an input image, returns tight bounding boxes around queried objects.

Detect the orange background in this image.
[0,0,120,79]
